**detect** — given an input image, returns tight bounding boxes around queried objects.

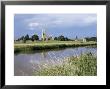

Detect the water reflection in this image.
[14,46,97,76]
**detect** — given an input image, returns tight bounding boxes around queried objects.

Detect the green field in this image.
[14,41,97,53]
[34,52,97,76]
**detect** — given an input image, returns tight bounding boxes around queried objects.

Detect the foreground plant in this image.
[34,52,97,76]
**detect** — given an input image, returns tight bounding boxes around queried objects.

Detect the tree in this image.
[48,37,52,40]
[90,37,97,41]
[65,37,69,41]
[19,36,24,40]
[55,35,70,41]
[31,34,39,41]
[54,37,58,40]
[85,37,97,41]
[23,38,26,43]
[24,34,29,40]
[58,35,65,41]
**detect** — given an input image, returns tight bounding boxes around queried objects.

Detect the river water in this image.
[14,46,96,76]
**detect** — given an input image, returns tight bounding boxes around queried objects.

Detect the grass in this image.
[34,52,97,76]
[14,41,97,53]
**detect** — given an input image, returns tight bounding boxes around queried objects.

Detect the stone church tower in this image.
[41,29,54,41]
[41,29,46,41]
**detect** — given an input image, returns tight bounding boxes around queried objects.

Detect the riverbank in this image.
[14,41,97,53]
[34,52,97,76]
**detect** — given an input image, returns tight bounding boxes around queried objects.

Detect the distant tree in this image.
[90,37,97,41]
[23,38,26,43]
[24,34,29,40]
[54,37,58,40]
[19,36,24,40]
[48,37,52,40]
[65,37,69,41]
[16,38,19,41]
[85,37,97,41]
[31,34,39,41]
[58,35,65,41]
[54,35,70,41]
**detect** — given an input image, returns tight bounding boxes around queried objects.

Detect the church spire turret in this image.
[41,29,46,41]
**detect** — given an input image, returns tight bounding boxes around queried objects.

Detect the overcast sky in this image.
[14,14,97,40]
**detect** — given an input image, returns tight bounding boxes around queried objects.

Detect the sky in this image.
[14,14,97,40]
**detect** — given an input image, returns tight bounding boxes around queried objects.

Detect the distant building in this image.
[41,29,54,41]
[41,29,47,41]
[83,38,86,42]
[75,36,78,41]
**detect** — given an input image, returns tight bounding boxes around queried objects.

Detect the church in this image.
[41,29,54,41]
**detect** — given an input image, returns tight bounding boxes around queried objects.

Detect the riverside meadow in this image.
[14,41,96,53]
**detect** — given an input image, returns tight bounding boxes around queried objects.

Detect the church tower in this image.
[41,29,46,41]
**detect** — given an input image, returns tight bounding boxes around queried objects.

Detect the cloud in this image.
[24,14,97,30]
[52,14,97,27]
[28,22,39,27]
[52,19,63,24]
[83,16,97,24]
[28,22,40,30]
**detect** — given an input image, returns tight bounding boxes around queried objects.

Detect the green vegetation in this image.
[15,34,97,42]
[16,34,39,42]
[85,37,97,41]
[34,52,97,76]
[31,34,39,41]
[54,35,70,41]
[14,34,97,53]
[14,41,96,53]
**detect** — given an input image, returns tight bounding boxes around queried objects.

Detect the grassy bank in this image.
[34,52,97,76]
[14,41,97,53]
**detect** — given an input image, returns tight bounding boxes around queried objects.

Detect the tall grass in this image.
[34,52,97,76]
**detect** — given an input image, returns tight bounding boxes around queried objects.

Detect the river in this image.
[14,46,97,76]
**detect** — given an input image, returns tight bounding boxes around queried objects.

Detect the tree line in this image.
[85,37,97,41]
[54,35,71,41]
[15,34,71,43]
[15,34,97,43]
[16,34,39,43]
